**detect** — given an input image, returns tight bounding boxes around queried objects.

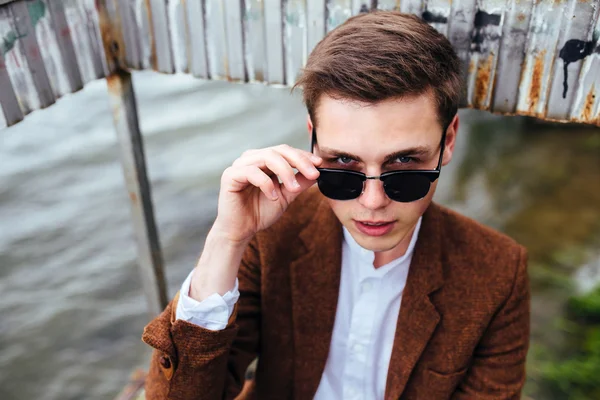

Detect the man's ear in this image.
[442,114,459,166]
[306,114,313,141]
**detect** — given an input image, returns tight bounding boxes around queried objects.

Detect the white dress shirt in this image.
[176,217,422,400]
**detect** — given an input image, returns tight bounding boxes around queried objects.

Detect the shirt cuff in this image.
[175,269,240,331]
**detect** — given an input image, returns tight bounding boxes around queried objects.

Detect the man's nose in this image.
[358,178,390,210]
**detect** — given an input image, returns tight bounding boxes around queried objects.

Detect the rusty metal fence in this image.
[1,0,599,317]
[1,0,600,128]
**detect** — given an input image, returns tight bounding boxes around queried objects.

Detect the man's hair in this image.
[293,11,463,130]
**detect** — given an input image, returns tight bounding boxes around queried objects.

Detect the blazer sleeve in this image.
[142,237,262,400]
[452,246,531,400]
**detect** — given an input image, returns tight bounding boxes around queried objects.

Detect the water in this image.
[0,71,599,399]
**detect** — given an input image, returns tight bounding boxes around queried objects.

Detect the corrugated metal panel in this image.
[1,0,599,128]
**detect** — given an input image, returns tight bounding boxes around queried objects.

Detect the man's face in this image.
[310,92,458,261]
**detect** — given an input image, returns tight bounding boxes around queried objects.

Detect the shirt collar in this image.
[342,217,422,274]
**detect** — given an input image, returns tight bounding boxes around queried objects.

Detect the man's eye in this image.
[336,156,354,164]
[396,156,413,164]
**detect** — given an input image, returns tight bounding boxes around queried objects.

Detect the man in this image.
[142,11,530,400]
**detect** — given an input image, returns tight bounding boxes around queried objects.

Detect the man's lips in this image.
[354,220,396,236]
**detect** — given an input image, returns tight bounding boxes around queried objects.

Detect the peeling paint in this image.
[529,50,546,116]
[582,84,596,121]
[474,54,494,109]
[2,0,600,127]
[143,0,157,70]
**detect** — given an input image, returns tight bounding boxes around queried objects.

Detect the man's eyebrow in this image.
[319,146,432,163]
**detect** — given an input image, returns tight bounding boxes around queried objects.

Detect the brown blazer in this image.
[142,187,530,400]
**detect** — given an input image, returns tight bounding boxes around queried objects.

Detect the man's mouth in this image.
[354,220,396,236]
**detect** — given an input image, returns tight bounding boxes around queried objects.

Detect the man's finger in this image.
[281,172,317,204]
[227,166,279,200]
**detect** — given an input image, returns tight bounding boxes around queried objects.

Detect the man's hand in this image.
[214,144,322,244]
[190,145,322,302]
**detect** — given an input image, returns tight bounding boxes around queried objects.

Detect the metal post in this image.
[97,0,168,318]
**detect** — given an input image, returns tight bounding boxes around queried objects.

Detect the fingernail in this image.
[272,190,278,200]
[292,179,300,188]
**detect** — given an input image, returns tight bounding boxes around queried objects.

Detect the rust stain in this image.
[473,54,494,109]
[106,72,124,95]
[97,0,125,71]
[143,0,158,71]
[517,13,526,22]
[528,50,546,116]
[129,192,138,203]
[468,60,475,74]
[581,84,596,122]
[254,69,265,82]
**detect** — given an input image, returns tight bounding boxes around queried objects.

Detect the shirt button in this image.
[345,387,361,400]
[352,343,365,354]
[159,355,171,369]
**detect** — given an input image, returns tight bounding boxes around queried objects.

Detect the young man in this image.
[143,11,530,400]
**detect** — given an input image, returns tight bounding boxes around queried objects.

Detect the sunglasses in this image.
[311,128,447,203]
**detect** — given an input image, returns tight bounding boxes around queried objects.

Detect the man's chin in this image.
[351,231,400,253]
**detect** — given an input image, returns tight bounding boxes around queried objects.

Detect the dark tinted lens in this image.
[317,170,364,200]
[383,173,433,202]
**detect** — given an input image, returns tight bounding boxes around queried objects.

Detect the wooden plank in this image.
[569,3,600,124]
[284,0,307,85]
[169,0,188,73]
[264,0,284,84]
[516,0,569,118]
[326,0,351,32]
[245,0,267,82]
[9,0,54,108]
[47,0,84,92]
[225,0,246,81]
[147,0,174,73]
[184,0,209,78]
[306,0,326,55]
[31,0,73,97]
[465,0,505,110]
[61,0,106,83]
[491,0,534,114]
[0,49,24,126]
[546,0,597,121]
[205,0,229,79]
[0,4,39,113]
[423,0,451,36]
[118,0,143,69]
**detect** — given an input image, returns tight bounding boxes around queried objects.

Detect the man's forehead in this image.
[316,126,439,151]
[314,96,442,144]
[314,92,440,124]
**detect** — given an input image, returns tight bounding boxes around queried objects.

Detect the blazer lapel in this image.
[290,195,343,399]
[385,203,445,400]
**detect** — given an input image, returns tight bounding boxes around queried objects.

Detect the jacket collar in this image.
[289,194,343,399]
[289,194,445,399]
[385,202,444,399]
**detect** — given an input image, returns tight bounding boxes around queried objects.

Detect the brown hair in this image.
[293,11,462,129]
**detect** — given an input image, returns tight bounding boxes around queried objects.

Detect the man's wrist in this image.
[189,227,251,301]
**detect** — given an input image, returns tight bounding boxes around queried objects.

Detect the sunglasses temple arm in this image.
[310,128,316,152]
[436,125,449,170]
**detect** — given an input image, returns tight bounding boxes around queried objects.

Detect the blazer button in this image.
[159,355,171,369]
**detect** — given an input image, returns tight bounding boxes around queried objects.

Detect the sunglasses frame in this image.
[310,126,448,202]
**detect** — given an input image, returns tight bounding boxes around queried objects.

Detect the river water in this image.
[0,71,599,400]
